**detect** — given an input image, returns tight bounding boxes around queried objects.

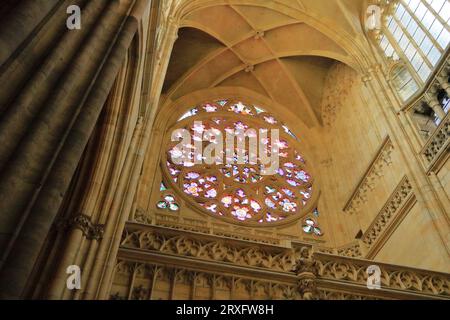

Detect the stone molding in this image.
[343,136,394,214]
[110,260,300,300]
[120,223,300,272]
[133,210,299,245]
[421,112,450,173]
[321,63,357,126]
[315,252,449,298]
[114,224,449,299]
[361,176,415,257]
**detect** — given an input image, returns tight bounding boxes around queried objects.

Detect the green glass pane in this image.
[157,201,167,209]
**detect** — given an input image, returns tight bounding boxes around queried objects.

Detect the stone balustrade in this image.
[113,223,450,300]
[421,112,450,172]
[406,53,450,172]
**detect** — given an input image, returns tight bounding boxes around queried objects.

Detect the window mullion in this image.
[383,26,424,86]
[399,0,445,53]
[391,13,434,71]
[416,0,450,33]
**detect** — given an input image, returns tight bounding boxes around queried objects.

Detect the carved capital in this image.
[65,213,105,240]
[297,277,318,300]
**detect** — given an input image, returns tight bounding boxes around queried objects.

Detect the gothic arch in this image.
[139,86,322,228]
[171,0,372,70]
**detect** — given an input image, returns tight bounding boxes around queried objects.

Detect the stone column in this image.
[0,0,61,67]
[425,94,446,121]
[0,0,111,259]
[0,0,105,169]
[436,74,450,98]
[0,0,142,300]
[294,247,318,300]
[82,11,179,300]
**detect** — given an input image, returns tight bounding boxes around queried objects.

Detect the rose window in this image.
[162,99,316,225]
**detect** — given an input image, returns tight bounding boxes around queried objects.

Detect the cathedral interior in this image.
[0,0,449,300]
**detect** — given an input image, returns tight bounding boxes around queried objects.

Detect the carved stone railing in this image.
[335,241,364,258]
[316,241,364,258]
[421,112,450,172]
[361,176,415,257]
[56,213,105,240]
[343,136,394,214]
[114,223,450,300]
[120,222,299,273]
[314,252,450,299]
[133,210,299,245]
[403,52,450,173]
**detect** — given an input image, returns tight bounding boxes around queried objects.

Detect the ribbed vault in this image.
[163,1,368,128]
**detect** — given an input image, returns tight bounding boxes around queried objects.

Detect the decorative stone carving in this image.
[110,260,301,300]
[318,290,379,300]
[362,176,413,247]
[121,224,299,272]
[109,292,126,300]
[254,30,265,40]
[132,285,149,300]
[148,213,297,245]
[113,222,450,300]
[316,242,363,258]
[422,113,449,170]
[297,278,317,300]
[314,253,450,297]
[134,207,152,224]
[336,242,363,258]
[60,213,105,240]
[293,246,316,274]
[293,246,318,300]
[344,137,394,214]
[321,63,357,126]
[244,64,254,73]
[111,248,450,300]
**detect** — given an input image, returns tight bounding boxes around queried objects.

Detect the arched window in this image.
[161,99,316,226]
[375,0,450,100]
[390,63,420,101]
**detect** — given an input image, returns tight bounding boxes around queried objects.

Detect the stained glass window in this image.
[156,194,180,212]
[163,99,315,225]
[302,217,323,236]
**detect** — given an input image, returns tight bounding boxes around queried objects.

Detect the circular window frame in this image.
[160,98,320,227]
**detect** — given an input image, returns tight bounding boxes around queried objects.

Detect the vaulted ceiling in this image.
[162,0,368,127]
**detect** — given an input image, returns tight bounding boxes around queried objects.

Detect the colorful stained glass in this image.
[263,115,278,124]
[156,194,179,212]
[229,102,254,115]
[254,106,266,114]
[302,218,323,236]
[202,103,218,112]
[178,107,198,121]
[313,208,319,217]
[216,99,228,107]
[164,99,314,224]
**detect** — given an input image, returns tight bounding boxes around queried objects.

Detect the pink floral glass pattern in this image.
[165,99,314,224]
